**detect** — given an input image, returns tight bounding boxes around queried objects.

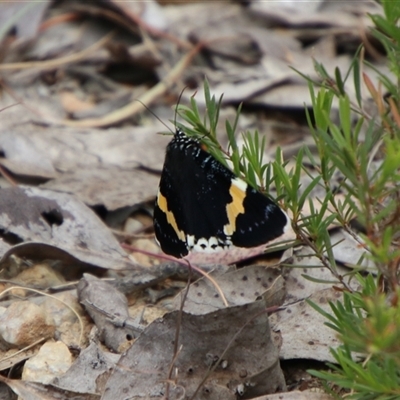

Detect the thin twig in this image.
[0,337,46,365]
[0,164,18,186]
[165,264,192,399]
[189,307,271,400]
[0,31,114,71]
[55,43,204,128]
[122,243,229,307]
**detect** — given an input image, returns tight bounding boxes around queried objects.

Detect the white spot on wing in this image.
[231,177,248,192]
[186,235,232,253]
[282,210,291,232]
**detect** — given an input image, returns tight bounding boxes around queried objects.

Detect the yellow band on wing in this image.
[224,178,246,236]
[157,192,186,241]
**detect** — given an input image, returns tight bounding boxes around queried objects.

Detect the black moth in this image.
[153,128,289,260]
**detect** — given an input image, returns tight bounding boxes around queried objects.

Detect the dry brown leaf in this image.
[0,187,137,270]
[0,374,99,400]
[330,229,374,270]
[0,131,55,180]
[103,300,285,399]
[0,2,51,42]
[252,390,333,400]
[173,265,286,315]
[0,344,41,372]
[77,274,138,352]
[270,288,343,362]
[53,341,119,395]
[282,245,358,303]
[42,167,160,211]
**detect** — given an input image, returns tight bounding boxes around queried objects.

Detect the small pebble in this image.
[0,301,55,347]
[22,341,72,384]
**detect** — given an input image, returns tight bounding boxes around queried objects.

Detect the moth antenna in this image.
[0,103,20,113]
[134,99,173,134]
[174,87,187,132]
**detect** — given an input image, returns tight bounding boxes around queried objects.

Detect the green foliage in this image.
[304,0,400,397]
[176,1,400,397]
[177,78,277,193]
[308,275,400,399]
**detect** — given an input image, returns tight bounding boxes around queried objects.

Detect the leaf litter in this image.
[0,1,385,399]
